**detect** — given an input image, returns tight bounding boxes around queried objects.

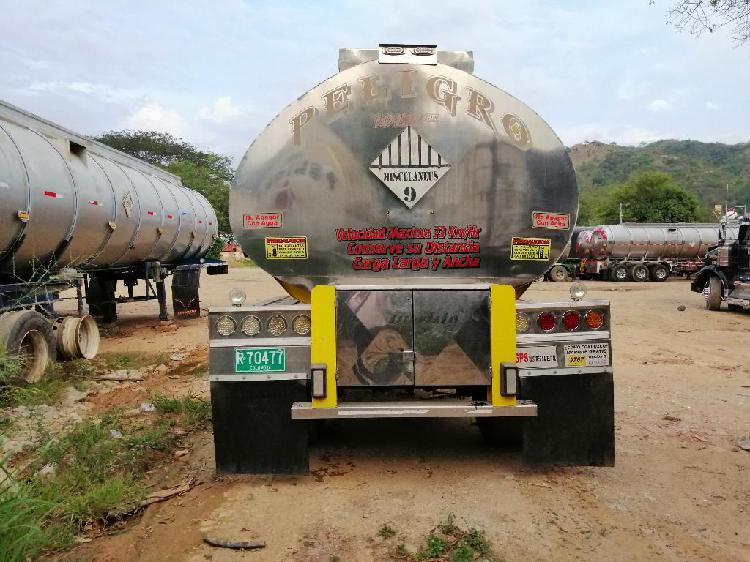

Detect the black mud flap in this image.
[210,380,309,474]
[172,265,201,319]
[520,372,615,466]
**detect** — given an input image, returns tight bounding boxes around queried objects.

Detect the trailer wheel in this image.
[630,264,649,282]
[706,276,722,311]
[0,311,55,383]
[548,265,569,282]
[650,264,669,282]
[610,264,630,282]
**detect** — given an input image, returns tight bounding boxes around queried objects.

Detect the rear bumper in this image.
[291,399,537,419]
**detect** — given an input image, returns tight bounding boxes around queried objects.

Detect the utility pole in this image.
[619,202,623,224]
[726,183,729,217]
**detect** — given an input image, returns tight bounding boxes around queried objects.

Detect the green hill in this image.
[570,140,750,222]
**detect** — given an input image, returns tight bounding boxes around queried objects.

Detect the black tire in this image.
[0,310,55,383]
[706,276,722,311]
[477,417,523,446]
[728,304,743,312]
[548,265,569,282]
[630,264,650,282]
[650,264,669,282]
[611,264,630,282]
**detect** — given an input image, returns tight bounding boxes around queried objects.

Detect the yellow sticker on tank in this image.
[510,237,551,261]
[265,236,308,259]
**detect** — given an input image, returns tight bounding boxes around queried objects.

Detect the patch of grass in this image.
[227,256,256,268]
[378,523,397,540]
[0,466,73,561]
[152,393,210,429]
[391,514,500,562]
[97,351,168,372]
[417,535,448,560]
[0,404,189,561]
[0,347,93,409]
[0,353,76,409]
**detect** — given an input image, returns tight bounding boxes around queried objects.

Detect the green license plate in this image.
[235,347,286,373]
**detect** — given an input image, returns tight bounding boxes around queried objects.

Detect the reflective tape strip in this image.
[491,284,517,406]
[311,285,337,408]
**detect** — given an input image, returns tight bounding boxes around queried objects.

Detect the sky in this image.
[1,0,748,162]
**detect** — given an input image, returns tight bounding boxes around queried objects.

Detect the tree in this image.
[95,131,233,182]
[166,160,230,235]
[95,131,232,237]
[666,1,750,45]
[598,172,701,223]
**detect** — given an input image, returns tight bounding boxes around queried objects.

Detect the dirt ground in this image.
[61,268,749,562]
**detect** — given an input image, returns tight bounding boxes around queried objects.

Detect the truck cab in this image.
[692,216,750,311]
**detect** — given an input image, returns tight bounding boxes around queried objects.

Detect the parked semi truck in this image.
[0,100,223,381]
[546,223,737,282]
[208,45,615,473]
[691,216,750,311]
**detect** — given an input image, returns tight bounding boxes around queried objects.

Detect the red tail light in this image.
[537,312,556,332]
[562,310,581,331]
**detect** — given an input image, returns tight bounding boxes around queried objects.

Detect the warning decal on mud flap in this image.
[532,211,570,230]
[244,212,282,229]
[516,345,558,369]
[265,236,308,259]
[563,343,610,367]
[510,237,551,261]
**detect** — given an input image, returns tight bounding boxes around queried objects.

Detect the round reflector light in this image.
[292,314,311,336]
[229,288,247,307]
[267,315,288,336]
[241,315,261,336]
[537,312,556,332]
[516,312,530,333]
[570,282,587,301]
[216,315,237,336]
[562,310,581,331]
[585,310,605,330]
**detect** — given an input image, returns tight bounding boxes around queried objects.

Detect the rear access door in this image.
[335,288,490,388]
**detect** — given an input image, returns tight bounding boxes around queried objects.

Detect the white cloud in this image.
[706,101,719,110]
[648,99,671,112]
[617,79,651,102]
[27,80,143,104]
[198,96,243,124]
[122,103,186,136]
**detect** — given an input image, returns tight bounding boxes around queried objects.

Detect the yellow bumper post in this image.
[490,284,517,406]
[311,285,337,408]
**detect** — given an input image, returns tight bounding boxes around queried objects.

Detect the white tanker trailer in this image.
[208,45,615,473]
[572,223,737,282]
[0,100,222,381]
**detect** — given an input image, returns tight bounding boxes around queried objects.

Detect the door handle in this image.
[402,349,415,374]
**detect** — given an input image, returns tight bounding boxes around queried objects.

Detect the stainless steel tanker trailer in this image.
[551,223,737,282]
[208,45,615,473]
[0,100,223,381]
